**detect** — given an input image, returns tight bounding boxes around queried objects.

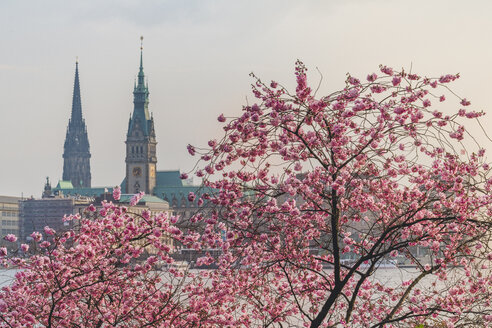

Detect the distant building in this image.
[52,180,113,198]
[0,196,22,242]
[122,170,208,220]
[117,194,174,255]
[19,196,91,243]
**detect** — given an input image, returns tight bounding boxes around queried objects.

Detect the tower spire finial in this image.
[71,60,82,121]
[137,36,145,86]
[140,36,144,70]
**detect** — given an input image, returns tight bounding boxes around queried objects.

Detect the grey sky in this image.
[1,0,491,197]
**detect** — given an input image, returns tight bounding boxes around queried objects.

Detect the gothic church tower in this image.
[125,37,157,194]
[62,61,91,188]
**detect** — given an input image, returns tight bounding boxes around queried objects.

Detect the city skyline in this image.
[1,0,492,197]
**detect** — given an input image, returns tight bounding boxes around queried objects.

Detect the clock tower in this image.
[125,37,157,194]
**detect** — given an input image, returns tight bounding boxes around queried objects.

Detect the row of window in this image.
[131,146,145,154]
[1,229,18,235]
[0,205,17,209]
[1,220,18,226]
[1,211,18,217]
[23,210,69,215]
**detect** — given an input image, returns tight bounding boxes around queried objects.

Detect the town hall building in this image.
[50,39,203,212]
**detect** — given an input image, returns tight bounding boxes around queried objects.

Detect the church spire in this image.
[139,37,144,76]
[136,36,146,92]
[129,36,151,136]
[71,58,83,123]
[63,60,91,188]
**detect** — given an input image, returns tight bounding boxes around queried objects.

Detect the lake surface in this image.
[0,269,20,288]
[0,267,450,289]
[0,267,480,327]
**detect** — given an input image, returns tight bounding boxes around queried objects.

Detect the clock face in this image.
[132,166,142,177]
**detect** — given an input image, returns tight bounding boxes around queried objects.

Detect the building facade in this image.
[0,196,22,242]
[19,196,91,243]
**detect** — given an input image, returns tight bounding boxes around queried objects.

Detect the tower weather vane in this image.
[140,36,144,50]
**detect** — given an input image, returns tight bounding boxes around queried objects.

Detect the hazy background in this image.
[1,0,491,197]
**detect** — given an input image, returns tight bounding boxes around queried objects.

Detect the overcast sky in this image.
[1,0,491,197]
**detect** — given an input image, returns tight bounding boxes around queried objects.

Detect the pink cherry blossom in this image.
[113,185,121,200]
[44,226,55,235]
[130,191,145,206]
[4,234,16,243]
[187,144,196,156]
[392,76,401,86]
[367,73,377,82]
[30,231,42,242]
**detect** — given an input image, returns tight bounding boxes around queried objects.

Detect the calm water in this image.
[0,269,20,288]
[0,267,445,288]
[0,267,476,327]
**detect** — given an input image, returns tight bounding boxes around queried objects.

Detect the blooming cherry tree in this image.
[0,189,249,327]
[185,62,492,327]
[1,63,491,327]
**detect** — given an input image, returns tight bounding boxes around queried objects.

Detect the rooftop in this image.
[53,181,114,197]
[118,194,167,204]
[0,195,23,204]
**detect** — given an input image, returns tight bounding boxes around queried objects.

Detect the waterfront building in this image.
[19,195,91,243]
[118,194,174,254]
[0,196,22,244]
